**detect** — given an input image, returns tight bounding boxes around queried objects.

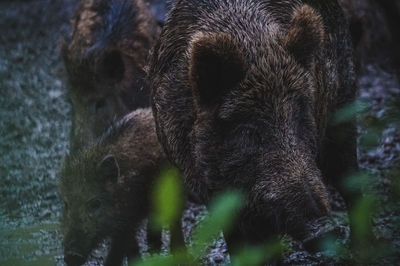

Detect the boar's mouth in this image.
[63,234,99,266]
[233,205,318,243]
[64,250,86,266]
[235,173,331,242]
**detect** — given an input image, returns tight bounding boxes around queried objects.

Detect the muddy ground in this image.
[0,0,399,265]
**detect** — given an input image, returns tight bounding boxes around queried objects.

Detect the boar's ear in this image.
[189,33,247,106]
[98,154,120,183]
[285,5,325,67]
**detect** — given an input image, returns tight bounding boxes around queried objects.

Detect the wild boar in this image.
[149,0,363,249]
[59,108,166,266]
[62,0,160,152]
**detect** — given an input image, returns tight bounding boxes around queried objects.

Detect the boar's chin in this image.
[64,250,87,266]
[63,233,102,266]
[241,178,331,241]
[237,205,306,242]
[236,205,322,243]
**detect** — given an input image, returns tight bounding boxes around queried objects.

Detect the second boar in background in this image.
[62,0,160,152]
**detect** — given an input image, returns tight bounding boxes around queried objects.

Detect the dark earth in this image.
[0,0,399,265]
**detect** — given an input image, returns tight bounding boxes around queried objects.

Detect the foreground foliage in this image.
[134,97,400,265]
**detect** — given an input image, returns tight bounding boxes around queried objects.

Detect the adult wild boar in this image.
[150,0,362,248]
[59,108,167,266]
[62,0,160,152]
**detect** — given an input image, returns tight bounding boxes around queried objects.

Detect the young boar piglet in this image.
[59,108,166,266]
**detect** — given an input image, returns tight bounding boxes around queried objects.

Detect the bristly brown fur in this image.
[285,5,325,67]
[59,108,167,266]
[149,0,359,249]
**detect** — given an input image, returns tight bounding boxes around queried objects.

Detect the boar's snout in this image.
[64,251,86,266]
[63,232,89,266]
[249,172,330,240]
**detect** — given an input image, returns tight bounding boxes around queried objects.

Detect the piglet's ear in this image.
[189,33,247,106]
[98,154,120,183]
[285,5,325,67]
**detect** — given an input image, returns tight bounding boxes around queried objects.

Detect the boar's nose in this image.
[64,251,86,266]
[64,237,86,266]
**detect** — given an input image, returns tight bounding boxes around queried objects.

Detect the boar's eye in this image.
[98,155,120,183]
[87,198,103,217]
[88,198,102,210]
[88,98,108,116]
[95,98,107,114]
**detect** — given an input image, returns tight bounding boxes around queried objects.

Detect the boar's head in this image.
[187,5,331,241]
[59,151,121,265]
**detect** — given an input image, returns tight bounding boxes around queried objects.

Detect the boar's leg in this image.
[321,121,375,248]
[104,236,126,266]
[147,224,162,253]
[224,226,243,253]
[147,213,185,255]
[125,233,140,265]
[170,215,185,254]
[105,231,139,266]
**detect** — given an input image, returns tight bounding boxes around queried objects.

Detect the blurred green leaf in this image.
[151,167,183,229]
[131,254,174,266]
[131,252,190,266]
[231,246,266,266]
[332,100,369,125]
[344,172,374,193]
[363,115,386,131]
[191,190,245,258]
[359,129,381,150]
[231,240,285,266]
[351,195,376,243]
